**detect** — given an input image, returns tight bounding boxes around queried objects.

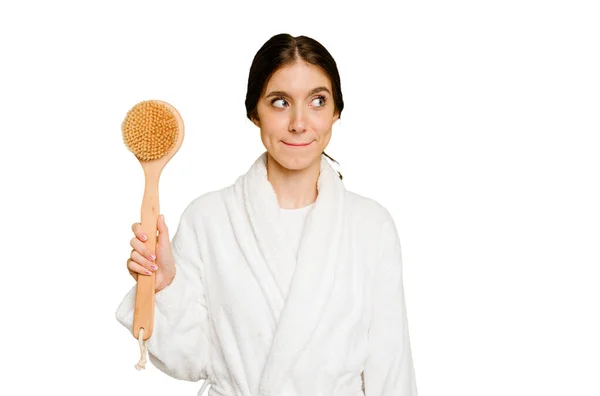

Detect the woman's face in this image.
[252,61,339,172]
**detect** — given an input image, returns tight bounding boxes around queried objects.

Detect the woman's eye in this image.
[311,95,326,107]
[271,97,287,108]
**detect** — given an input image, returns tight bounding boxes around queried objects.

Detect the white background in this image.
[1,0,598,395]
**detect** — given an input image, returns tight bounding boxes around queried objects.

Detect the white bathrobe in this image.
[116,152,418,396]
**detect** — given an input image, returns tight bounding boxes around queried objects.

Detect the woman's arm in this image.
[363,216,418,395]
[116,204,210,382]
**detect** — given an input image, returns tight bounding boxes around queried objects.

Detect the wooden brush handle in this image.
[133,171,160,341]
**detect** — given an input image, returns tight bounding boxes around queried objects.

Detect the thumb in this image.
[157,214,170,244]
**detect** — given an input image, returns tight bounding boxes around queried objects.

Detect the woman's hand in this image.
[127,215,176,292]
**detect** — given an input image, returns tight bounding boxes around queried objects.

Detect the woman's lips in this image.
[282,141,313,147]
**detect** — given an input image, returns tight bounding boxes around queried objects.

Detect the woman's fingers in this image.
[130,249,158,272]
[127,257,154,276]
[129,236,156,264]
[131,222,148,242]
[128,221,161,283]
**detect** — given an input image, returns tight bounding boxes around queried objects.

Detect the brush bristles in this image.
[122,100,179,161]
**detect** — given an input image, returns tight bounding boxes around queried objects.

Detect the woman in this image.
[117,33,418,396]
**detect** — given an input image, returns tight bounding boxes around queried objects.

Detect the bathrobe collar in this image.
[241,151,346,396]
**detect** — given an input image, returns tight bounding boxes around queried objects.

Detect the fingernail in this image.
[149,254,156,261]
[145,271,151,275]
[141,233,147,241]
[150,265,158,271]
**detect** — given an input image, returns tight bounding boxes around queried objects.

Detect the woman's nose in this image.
[288,108,307,133]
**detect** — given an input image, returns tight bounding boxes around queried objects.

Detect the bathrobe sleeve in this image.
[363,217,418,395]
[115,207,210,382]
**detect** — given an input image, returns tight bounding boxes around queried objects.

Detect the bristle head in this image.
[122,100,179,161]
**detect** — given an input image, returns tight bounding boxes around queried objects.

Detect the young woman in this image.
[117,33,418,396]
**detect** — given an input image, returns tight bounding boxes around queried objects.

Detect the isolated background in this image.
[1,0,598,395]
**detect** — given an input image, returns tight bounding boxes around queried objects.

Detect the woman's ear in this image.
[251,115,260,128]
[332,112,340,122]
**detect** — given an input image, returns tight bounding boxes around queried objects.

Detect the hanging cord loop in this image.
[135,327,149,370]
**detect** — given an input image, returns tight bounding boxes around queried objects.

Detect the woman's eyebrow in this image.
[265,86,331,98]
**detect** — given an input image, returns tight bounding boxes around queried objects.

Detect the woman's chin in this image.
[270,150,320,172]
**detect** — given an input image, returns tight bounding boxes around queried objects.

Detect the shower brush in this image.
[121,99,185,369]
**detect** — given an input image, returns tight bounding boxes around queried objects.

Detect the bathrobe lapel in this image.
[241,152,347,396]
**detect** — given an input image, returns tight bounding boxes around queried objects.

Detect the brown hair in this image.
[245,33,344,180]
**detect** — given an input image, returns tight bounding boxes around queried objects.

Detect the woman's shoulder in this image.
[179,185,232,223]
[345,190,396,227]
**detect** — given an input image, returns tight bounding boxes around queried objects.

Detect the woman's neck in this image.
[266,153,319,209]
